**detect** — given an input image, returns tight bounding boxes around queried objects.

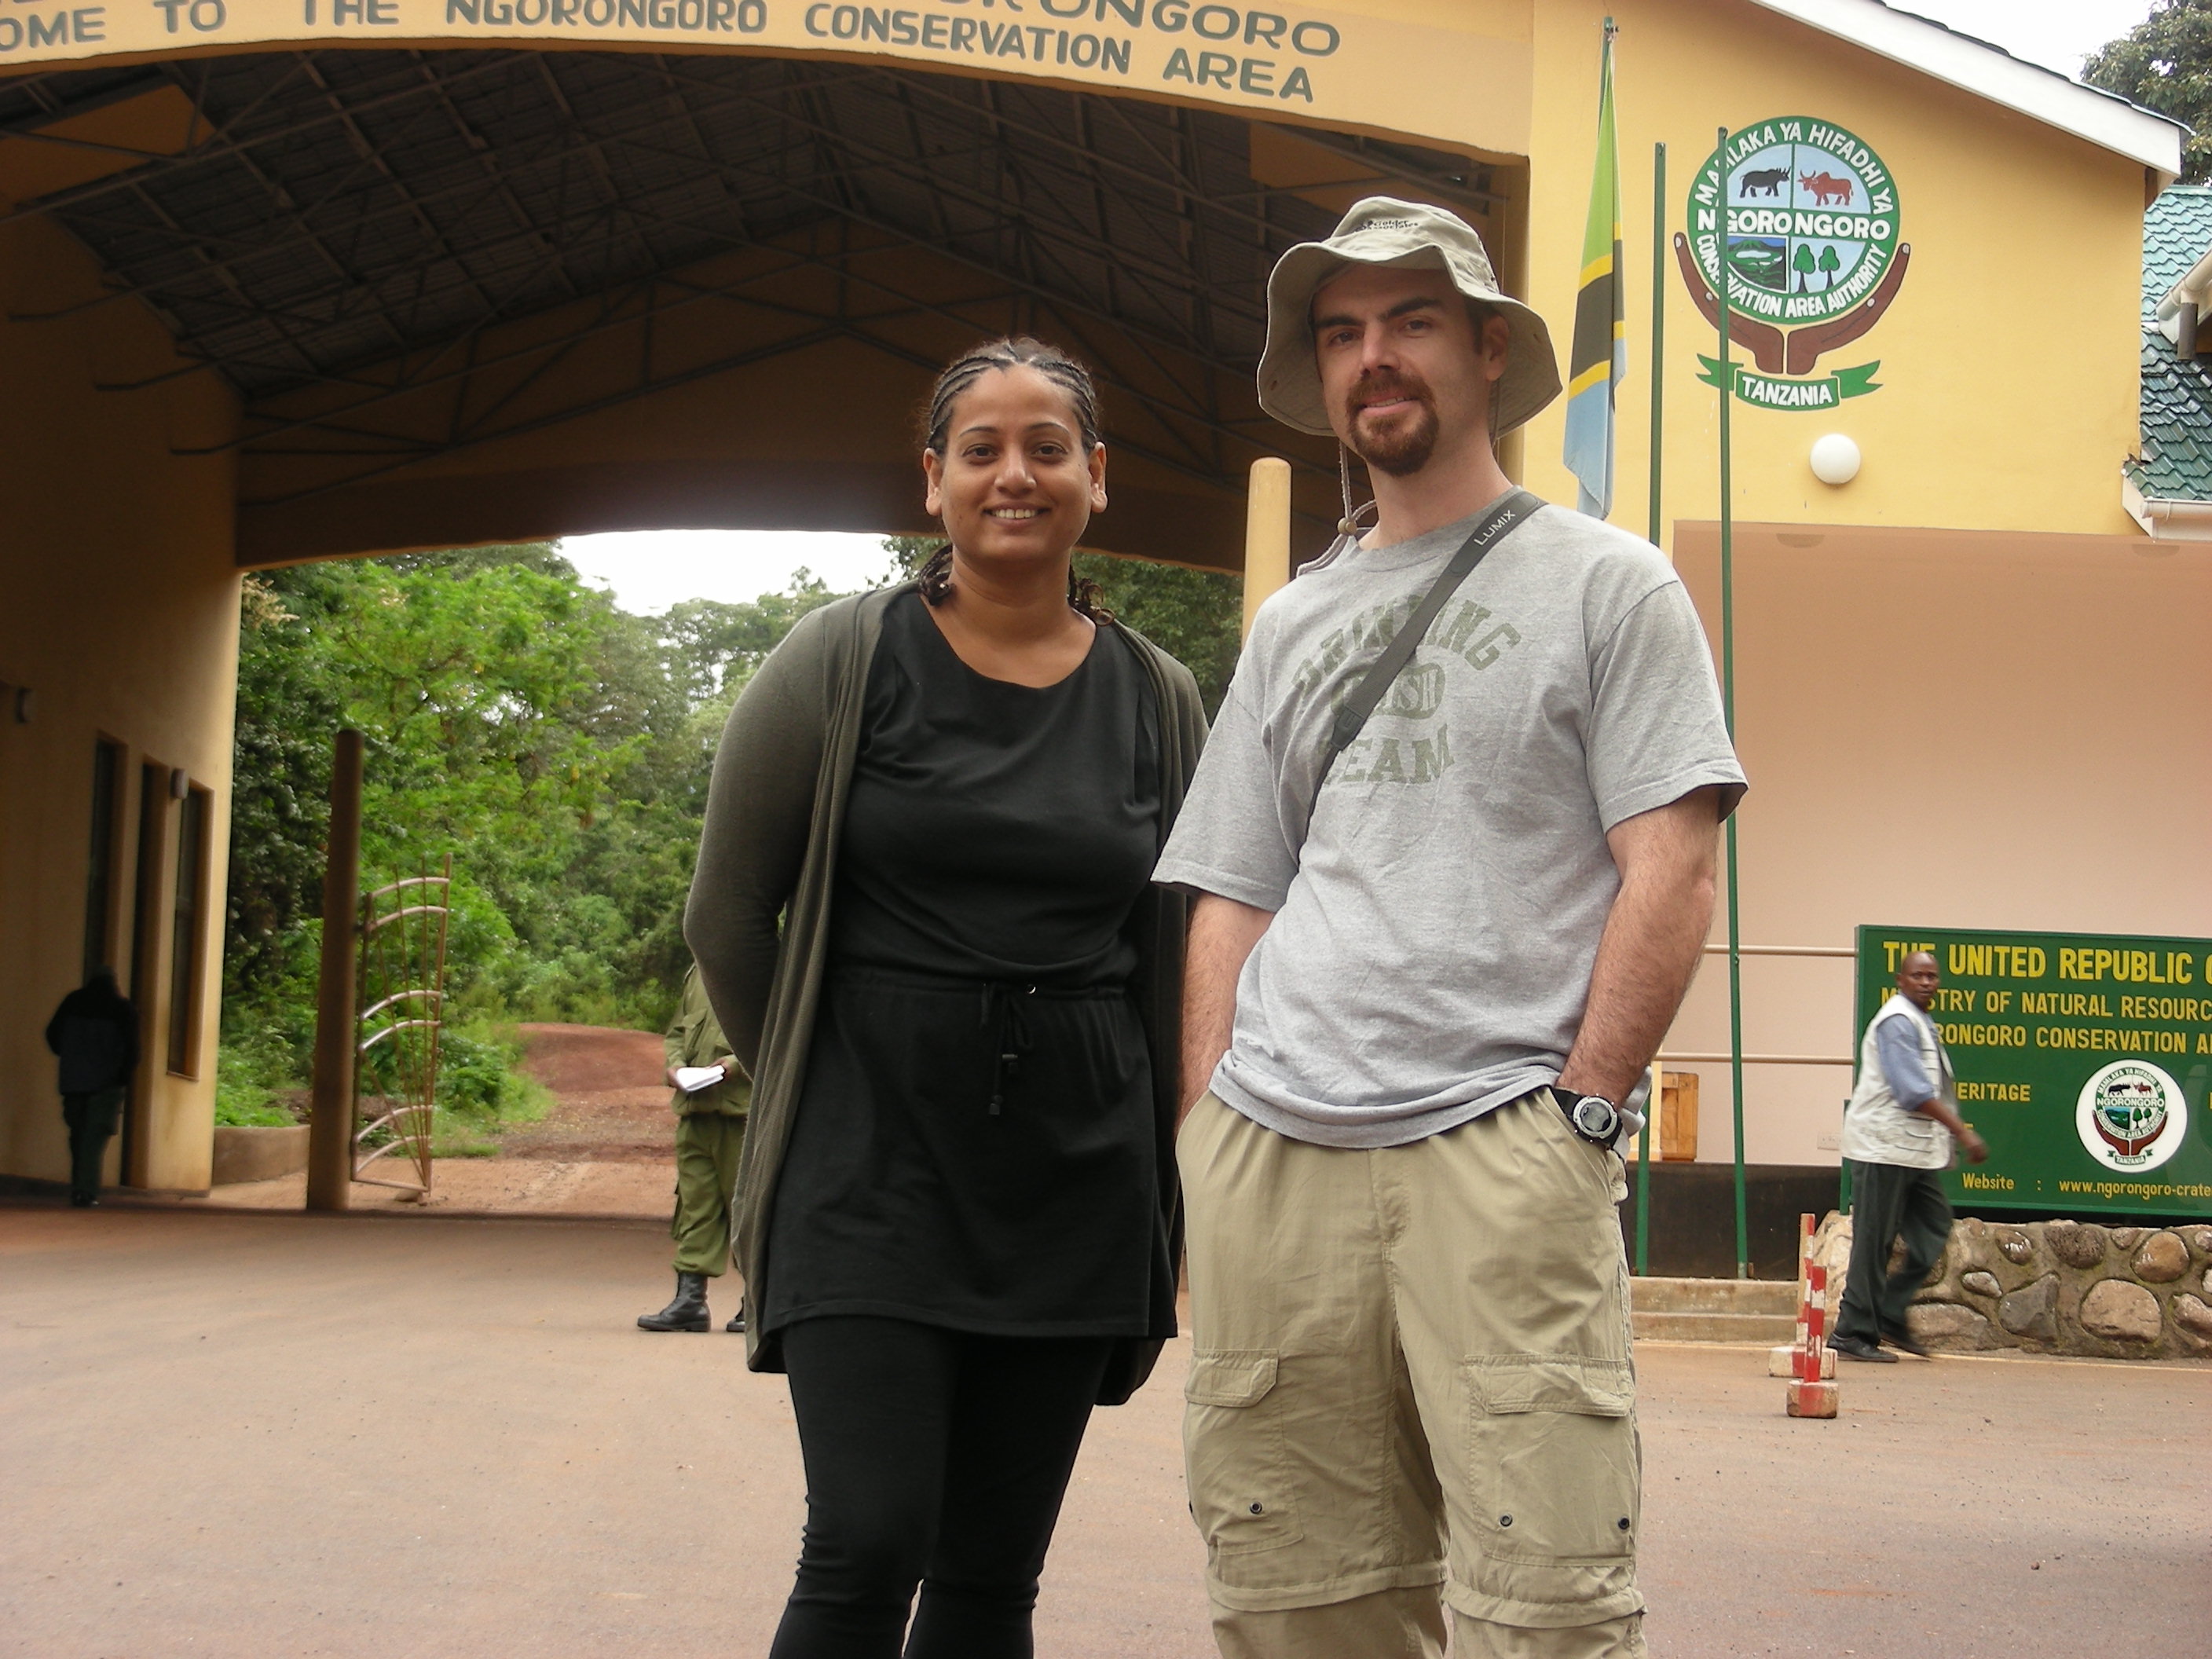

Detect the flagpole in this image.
[1716,126,1750,1281]
[1635,137,1665,1279]
[1564,18,1621,519]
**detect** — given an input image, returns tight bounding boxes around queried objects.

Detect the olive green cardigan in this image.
[683,581,1208,1394]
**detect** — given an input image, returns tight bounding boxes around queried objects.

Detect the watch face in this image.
[1572,1097,1618,1140]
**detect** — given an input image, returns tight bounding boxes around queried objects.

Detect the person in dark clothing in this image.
[44,967,139,1207]
[683,336,1207,1659]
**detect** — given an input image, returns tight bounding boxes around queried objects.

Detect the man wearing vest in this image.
[1830,950,1987,1362]
[1155,199,1746,1659]
[638,961,749,1334]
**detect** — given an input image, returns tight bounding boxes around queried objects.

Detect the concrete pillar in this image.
[305,729,363,1213]
[1241,456,1292,639]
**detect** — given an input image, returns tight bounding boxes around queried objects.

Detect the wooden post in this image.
[1659,1071,1699,1161]
[306,729,364,1213]
[1242,456,1292,639]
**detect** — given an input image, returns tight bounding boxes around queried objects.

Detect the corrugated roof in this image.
[0,50,1487,507]
[0,52,1319,397]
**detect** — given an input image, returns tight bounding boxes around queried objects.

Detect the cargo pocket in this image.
[1184,1351,1304,1559]
[1463,1356,1639,1572]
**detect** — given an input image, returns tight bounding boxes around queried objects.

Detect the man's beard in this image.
[1342,371,1440,477]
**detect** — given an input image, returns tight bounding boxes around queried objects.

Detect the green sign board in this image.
[1855,925,2212,1218]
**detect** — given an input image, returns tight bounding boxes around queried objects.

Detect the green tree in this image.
[2086,2,2212,183]
[1817,244,1840,290]
[226,566,347,1008]
[1074,553,1242,716]
[1793,243,1817,292]
[225,547,847,1068]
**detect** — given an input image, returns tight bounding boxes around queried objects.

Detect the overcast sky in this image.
[561,0,2163,616]
[1902,0,2153,75]
[558,529,902,614]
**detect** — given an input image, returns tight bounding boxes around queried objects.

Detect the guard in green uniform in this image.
[638,962,749,1333]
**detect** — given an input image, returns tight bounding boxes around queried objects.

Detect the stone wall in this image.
[1810,1214,2212,1361]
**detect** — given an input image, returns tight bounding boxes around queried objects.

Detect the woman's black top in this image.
[761,591,1166,1338]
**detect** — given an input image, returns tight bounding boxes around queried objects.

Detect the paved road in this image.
[3,1204,2204,1657]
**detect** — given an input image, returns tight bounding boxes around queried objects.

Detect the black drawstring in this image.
[980,983,1038,1115]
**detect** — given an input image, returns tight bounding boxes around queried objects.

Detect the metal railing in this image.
[1634,943,1859,1277]
[1656,945,1855,1068]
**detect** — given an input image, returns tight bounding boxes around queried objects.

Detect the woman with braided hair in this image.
[684,336,1207,1657]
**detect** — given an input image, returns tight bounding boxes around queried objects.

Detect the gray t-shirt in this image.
[1154,500,1745,1148]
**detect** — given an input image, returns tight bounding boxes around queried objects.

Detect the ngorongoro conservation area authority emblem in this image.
[2075,1060,2188,1173]
[1678,116,1906,412]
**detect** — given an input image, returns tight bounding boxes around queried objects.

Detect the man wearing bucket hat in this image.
[1154,198,1745,1658]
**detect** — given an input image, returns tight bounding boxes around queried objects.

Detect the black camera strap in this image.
[1308,487,1541,819]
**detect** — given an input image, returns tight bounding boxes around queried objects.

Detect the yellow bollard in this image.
[1242,456,1292,639]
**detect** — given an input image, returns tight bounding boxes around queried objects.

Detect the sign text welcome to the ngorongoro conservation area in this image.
[1855,925,2212,1219]
[0,0,1503,143]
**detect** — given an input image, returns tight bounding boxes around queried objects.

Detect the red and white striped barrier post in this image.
[1785,1211,1838,1418]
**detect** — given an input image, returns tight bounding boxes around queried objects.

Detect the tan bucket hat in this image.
[1257,196,1562,439]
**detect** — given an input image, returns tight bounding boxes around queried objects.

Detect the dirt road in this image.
[500,1023,675,1163]
[192,1023,680,1218]
[5,1204,2207,1658]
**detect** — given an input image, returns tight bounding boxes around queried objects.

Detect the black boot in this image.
[638,1271,710,1332]
[724,1309,745,1334]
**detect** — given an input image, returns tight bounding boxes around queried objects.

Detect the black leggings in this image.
[768,1317,1114,1659]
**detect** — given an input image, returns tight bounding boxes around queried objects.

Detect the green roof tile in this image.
[2144,187,2212,319]
[2134,337,2212,500]
[2137,189,2212,501]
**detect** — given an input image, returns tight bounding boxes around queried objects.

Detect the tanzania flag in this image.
[1562,25,1624,519]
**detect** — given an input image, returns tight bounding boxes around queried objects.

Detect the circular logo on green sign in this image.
[2075,1060,2187,1172]
[1689,117,1901,328]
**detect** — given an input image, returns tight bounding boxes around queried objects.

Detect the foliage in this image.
[212,1024,308,1127]
[2086,2,2212,183]
[879,535,1243,716]
[434,1026,537,1118]
[1075,553,1243,717]
[223,548,842,1116]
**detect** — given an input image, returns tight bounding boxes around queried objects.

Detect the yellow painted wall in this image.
[0,211,240,1192]
[1511,0,2145,541]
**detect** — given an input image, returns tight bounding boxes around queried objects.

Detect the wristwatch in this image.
[1555,1089,1622,1148]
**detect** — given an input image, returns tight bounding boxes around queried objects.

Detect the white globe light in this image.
[1809,432,1861,485]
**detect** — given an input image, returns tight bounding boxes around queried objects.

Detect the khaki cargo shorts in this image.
[1177,1090,1642,1635]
